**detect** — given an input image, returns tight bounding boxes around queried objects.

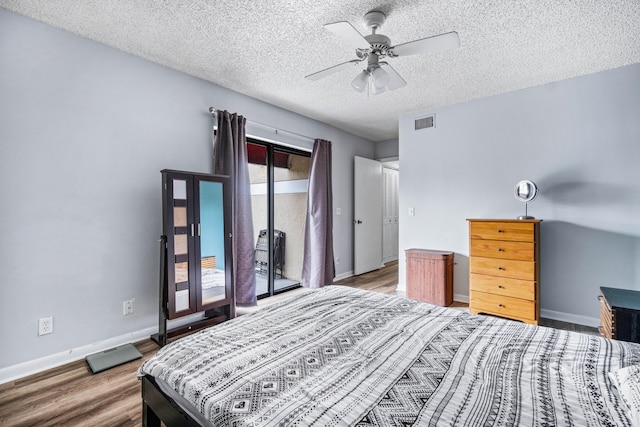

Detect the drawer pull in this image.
[498,267,504,270]
[497,248,504,252]
[498,285,504,289]
[498,304,504,308]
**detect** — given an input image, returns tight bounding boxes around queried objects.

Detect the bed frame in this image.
[141,375,201,427]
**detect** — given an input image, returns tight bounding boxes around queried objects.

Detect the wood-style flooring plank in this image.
[334,261,399,294]
[0,340,158,427]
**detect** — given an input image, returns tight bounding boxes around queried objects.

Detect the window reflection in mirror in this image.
[199,181,226,304]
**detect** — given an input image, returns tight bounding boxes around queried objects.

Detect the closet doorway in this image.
[382,161,399,264]
[247,138,311,298]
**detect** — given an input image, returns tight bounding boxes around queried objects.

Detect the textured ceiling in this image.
[2,0,640,141]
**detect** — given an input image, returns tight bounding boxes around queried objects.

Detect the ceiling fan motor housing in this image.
[364,11,386,31]
[365,34,391,52]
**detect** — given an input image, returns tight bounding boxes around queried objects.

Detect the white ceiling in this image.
[2,0,639,142]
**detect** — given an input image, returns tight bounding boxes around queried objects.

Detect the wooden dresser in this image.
[599,286,640,343]
[467,219,541,325]
[405,249,454,306]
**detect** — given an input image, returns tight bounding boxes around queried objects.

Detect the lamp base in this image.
[517,215,536,220]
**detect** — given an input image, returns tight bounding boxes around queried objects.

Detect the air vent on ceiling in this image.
[415,115,435,130]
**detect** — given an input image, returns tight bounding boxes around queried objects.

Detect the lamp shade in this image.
[371,66,390,89]
[370,82,387,95]
[351,70,369,92]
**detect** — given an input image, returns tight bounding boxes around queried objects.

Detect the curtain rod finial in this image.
[209,107,216,114]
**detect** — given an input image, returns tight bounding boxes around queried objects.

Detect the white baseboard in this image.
[540,309,599,328]
[0,326,156,385]
[454,293,470,303]
[334,270,354,282]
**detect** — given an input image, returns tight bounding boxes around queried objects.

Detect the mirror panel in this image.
[175,289,190,312]
[173,179,187,199]
[199,180,226,304]
[514,180,538,202]
[174,234,188,255]
[175,261,188,284]
[174,207,187,227]
[171,178,191,316]
[517,182,533,199]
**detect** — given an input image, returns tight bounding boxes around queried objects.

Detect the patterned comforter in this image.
[138,286,640,426]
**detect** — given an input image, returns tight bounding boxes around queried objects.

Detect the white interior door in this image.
[354,156,383,275]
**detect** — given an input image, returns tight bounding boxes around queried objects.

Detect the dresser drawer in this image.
[470,291,537,322]
[599,293,613,339]
[470,239,535,261]
[470,274,535,300]
[470,221,535,242]
[469,257,536,281]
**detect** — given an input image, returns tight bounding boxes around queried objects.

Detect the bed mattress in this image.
[201,268,225,290]
[139,285,640,426]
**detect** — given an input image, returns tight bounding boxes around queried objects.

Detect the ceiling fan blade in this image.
[391,31,459,57]
[379,63,407,90]
[324,21,370,50]
[305,60,363,81]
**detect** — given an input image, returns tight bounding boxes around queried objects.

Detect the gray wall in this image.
[0,9,374,370]
[375,138,399,160]
[399,63,640,325]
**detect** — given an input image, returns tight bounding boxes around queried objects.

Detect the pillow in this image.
[609,365,640,426]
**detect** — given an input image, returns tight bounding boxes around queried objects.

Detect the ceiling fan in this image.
[305,11,459,95]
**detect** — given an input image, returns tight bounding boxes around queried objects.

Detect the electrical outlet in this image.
[38,317,53,336]
[123,299,135,316]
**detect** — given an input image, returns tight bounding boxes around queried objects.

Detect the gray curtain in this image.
[301,139,335,288]
[212,110,257,306]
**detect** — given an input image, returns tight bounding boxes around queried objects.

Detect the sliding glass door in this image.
[247,139,310,298]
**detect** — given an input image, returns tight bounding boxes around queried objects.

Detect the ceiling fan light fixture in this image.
[351,70,369,92]
[371,66,390,89]
[308,11,459,94]
[370,81,387,95]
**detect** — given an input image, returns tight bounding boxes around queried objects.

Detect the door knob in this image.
[354,219,363,224]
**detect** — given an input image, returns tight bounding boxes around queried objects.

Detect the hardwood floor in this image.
[334,260,399,294]
[334,260,468,308]
[0,340,159,426]
[0,260,595,426]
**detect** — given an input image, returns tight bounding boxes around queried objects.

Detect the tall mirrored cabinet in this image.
[152,170,234,346]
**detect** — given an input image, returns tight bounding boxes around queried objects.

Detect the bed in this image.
[138,285,640,426]
[176,256,226,303]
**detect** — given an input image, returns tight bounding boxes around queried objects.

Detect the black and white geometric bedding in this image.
[138,286,640,426]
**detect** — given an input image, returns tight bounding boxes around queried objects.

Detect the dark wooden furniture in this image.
[142,376,200,427]
[468,219,541,325]
[599,286,640,343]
[405,249,454,306]
[151,170,234,347]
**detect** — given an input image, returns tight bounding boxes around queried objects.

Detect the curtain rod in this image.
[209,107,316,144]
